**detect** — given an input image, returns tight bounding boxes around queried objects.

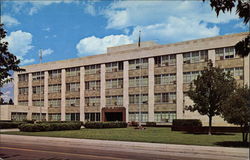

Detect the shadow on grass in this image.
[214,141,250,148]
[182,132,235,135]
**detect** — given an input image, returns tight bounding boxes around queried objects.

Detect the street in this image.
[0,135,248,160]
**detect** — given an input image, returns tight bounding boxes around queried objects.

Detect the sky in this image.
[0,0,248,102]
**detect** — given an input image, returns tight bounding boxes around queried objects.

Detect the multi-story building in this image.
[1,32,249,125]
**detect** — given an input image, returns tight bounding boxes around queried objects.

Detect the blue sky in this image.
[0,0,248,101]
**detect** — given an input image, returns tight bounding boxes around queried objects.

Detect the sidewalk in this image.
[0,134,248,160]
[0,128,19,132]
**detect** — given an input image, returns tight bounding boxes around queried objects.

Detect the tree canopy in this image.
[186,60,236,135]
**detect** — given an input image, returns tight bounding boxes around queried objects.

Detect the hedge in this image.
[0,122,24,129]
[172,119,202,127]
[84,122,127,129]
[18,122,81,132]
[146,122,156,127]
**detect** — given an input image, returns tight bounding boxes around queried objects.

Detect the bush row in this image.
[0,122,24,129]
[18,122,81,132]
[84,121,127,129]
[172,119,202,127]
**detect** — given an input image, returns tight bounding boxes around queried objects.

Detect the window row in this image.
[183,71,201,83]
[66,83,80,92]
[106,62,123,72]
[129,112,148,122]
[33,86,44,94]
[183,50,208,64]
[129,58,148,70]
[66,67,80,77]
[49,69,61,79]
[66,98,80,107]
[66,113,80,121]
[48,84,61,93]
[32,100,44,106]
[129,76,148,87]
[216,47,235,60]
[11,112,27,121]
[129,94,148,104]
[155,55,176,67]
[224,67,244,79]
[48,113,61,121]
[85,81,100,90]
[19,87,28,95]
[85,97,100,106]
[155,74,176,85]
[85,112,100,121]
[18,74,28,82]
[155,92,176,103]
[106,96,123,106]
[32,113,46,121]
[18,100,28,106]
[49,99,61,107]
[32,72,44,81]
[106,79,123,89]
[154,112,176,123]
[85,64,101,75]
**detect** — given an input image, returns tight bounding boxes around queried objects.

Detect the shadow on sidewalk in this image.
[214,141,250,148]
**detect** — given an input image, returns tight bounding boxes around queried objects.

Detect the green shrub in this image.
[84,121,127,129]
[0,122,24,129]
[172,119,202,127]
[129,121,139,126]
[146,122,156,127]
[18,122,81,132]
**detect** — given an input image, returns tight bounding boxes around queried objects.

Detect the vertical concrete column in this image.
[123,61,129,122]
[13,72,18,105]
[28,73,32,106]
[100,64,106,121]
[44,71,49,121]
[176,54,183,119]
[244,54,250,86]
[148,58,155,122]
[208,49,216,66]
[80,67,85,122]
[61,69,66,121]
[27,107,32,120]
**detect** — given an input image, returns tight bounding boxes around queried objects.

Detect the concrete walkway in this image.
[0,134,248,160]
[0,128,19,132]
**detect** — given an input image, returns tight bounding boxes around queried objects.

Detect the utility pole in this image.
[39,49,42,121]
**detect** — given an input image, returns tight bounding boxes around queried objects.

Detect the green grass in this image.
[1,127,247,147]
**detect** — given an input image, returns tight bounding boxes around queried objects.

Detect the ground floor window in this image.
[85,112,100,122]
[48,113,61,121]
[11,112,27,121]
[66,113,80,121]
[129,112,148,122]
[32,113,46,121]
[154,112,176,123]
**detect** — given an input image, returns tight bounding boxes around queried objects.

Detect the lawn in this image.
[1,127,246,147]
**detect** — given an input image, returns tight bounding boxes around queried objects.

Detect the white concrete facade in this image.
[8,32,249,126]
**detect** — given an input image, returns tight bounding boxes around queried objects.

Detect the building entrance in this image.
[105,112,123,121]
[102,107,126,122]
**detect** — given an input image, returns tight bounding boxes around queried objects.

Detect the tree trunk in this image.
[242,124,249,143]
[208,116,212,135]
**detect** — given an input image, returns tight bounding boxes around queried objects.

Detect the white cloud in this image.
[76,35,133,56]
[4,30,33,57]
[3,30,35,65]
[41,48,54,56]
[234,22,248,29]
[1,15,20,27]
[84,3,96,16]
[43,27,51,32]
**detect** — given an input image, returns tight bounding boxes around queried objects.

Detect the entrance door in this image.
[105,112,123,121]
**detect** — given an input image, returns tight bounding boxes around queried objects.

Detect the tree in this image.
[221,86,250,143]
[203,0,250,57]
[186,60,236,135]
[0,23,25,95]
[9,98,14,105]
[0,98,4,105]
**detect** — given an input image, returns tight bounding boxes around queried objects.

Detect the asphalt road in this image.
[0,135,248,160]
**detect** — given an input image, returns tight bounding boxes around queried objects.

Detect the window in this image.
[18,87,28,95]
[66,113,80,121]
[66,98,80,107]
[48,99,61,107]
[183,50,208,64]
[48,84,61,93]
[49,69,61,79]
[32,86,44,94]
[215,47,235,60]
[18,74,28,82]
[155,92,176,103]
[106,79,123,89]
[11,112,27,121]
[85,80,100,90]
[85,64,101,75]
[129,112,148,122]
[106,62,123,72]
[129,58,148,70]
[85,113,100,121]
[129,76,148,87]
[154,73,176,85]
[224,67,243,80]
[183,71,201,83]
[32,72,44,81]
[66,82,80,92]
[32,113,46,121]
[154,112,176,123]
[106,96,123,106]
[48,113,61,121]
[129,94,148,104]
[154,55,176,66]
[18,101,28,106]
[66,67,80,77]
[32,100,44,106]
[85,97,100,106]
